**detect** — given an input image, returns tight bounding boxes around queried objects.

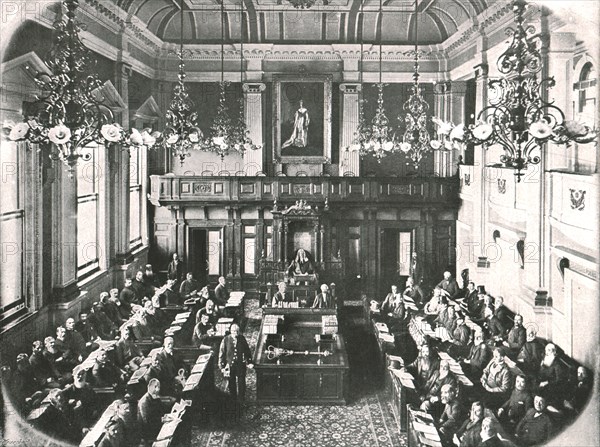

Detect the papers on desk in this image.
[379,333,395,343]
[413,421,439,436]
[435,326,452,342]
[165,325,182,337]
[174,312,190,323]
[183,373,203,392]
[375,322,389,333]
[196,353,212,364]
[129,367,146,383]
[418,433,443,447]
[191,362,208,375]
[155,419,182,442]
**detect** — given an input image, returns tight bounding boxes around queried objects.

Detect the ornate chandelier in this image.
[2,0,140,175]
[400,0,434,167]
[463,0,597,181]
[351,0,397,162]
[202,0,259,160]
[144,0,203,165]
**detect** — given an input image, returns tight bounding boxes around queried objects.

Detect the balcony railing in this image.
[149,175,459,206]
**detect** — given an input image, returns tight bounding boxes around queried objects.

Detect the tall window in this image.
[77,145,101,278]
[572,61,597,173]
[129,146,144,248]
[0,141,25,319]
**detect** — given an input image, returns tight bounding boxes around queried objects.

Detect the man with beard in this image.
[517,327,545,375]
[483,306,504,340]
[219,323,254,402]
[480,347,512,409]
[179,272,200,301]
[109,287,131,320]
[193,312,216,349]
[55,325,82,372]
[403,277,424,308]
[88,302,118,340]
[563,366,593,418]
[214,276,230,308]
[420,360,458,413]
[437,384,466,443]
[448,312,471,358]
[493,296,511,335]
[503,314,526,355]
[29,340,60,387]
[462,330,491,379]
[537,343,565,405]
[497,374,533,428]
[63,365,98,427]
[132,270,152,302]
[100,291,124,326]
[43,336,68,377]
[515,394,554,446]
[436,271,460,300]
[454,401,484,447]
[196,299,219,326]
[92,349,124,388]
[406,344,440,391]
[157,336,185,396]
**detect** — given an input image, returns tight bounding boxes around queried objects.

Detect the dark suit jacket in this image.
[407,356,439,388]
[457,419,482,447]
[501,388,533,422]
[114,338,142,367]
[507,325,526,350]
[137,392,165,441]
[91,361,121,387]
[403,286,424,306]
[167,260,183,281]
[439,399,467,436]
[272,291,293,306]
[219,334,252,375]
[467,342,491,371]
[486,316,505,338]
[452,324,471,346]
[494,305,511,333]
[214,283,230,306]
[516,409,553,445]
[480,435,504,447]
[179,279,199,298]
[436,278,460,299]
[157,348,184,378]
[119,287,137,306]
[517,340,544,373]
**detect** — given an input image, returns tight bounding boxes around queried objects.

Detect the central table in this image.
[254,308,349,405]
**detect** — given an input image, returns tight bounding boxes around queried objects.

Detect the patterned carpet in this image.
[190,298,407,447]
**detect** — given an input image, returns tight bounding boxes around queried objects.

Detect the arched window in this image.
[572,60,597,173]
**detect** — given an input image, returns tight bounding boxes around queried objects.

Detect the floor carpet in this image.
[190,299,407,447]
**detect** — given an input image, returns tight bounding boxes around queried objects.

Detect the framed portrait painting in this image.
[273,74,332,164]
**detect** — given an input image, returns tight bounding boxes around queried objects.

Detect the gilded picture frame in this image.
[273,74,332,164]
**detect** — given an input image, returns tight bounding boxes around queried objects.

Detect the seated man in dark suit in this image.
[156,336,185,396]
[195,299,219,326]
[63,365,98,428]
[312,283,335,309]
[88,302,118,341]
[137,378,168,443]
[272,282,293,307]
[380,285,405,321]
[99,291,123,326]
[64,317,89,358]
[193,313,216,349]
[483,306,505,341]
[515,394,554,446]
[497,373,533,429]
[29,340,60,387]
[448,311,471,358]
[480,347,512,409]
[98,417,124,447]
[516,327,544,375]
[502,314,526,356]
[55,326,82,371]
[420,360,458,413]
[91,349,124,388]
[12,353,40,411]
[436,270,460,300]
[214,276,230,308]
[437,383,466,444]
[132,270,153,302]
[462,330,492,379]
[113,395,140,447]
[493,296,511,334]
[403,277,424,308]
[479,417,504,447]
[406,344,440,391]
[120,278,138,307]
[35,388,82,444]
[454,401,484,447]
[563,366,593,418]
[114,326,144,372]
[537,343,566,406]
[167,253,184,284]
[179,272,200,301]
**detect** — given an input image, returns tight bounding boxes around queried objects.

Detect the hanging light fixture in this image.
[202,0,259,160]
[1,0,141,175]
[463,0,597,181]
[351,0,397,162]
[143,0,203,166]
[399,0,435,167]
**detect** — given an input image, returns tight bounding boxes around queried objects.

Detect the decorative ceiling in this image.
[114,0,493,45]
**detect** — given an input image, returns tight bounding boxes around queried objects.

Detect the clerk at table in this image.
[272,282,292,307]
[312,284,334,309]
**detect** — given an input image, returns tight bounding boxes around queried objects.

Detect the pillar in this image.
[339,83,361,176]
[243,83,266,175]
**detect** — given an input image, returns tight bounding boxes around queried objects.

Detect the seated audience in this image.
[515,394,554,446]
[516,327,545,375]
[137,378,167,443]
[479,417,504,447]
[437,383,466,443]
[196,299,219,326]
[480,347,512,409]
[503,314,526,355]
[193,312,216,349]
[120,278,139,307]
[380,285,404,320]
[100,291,123,326]
[563,366,592,418]
[313,283,335,309]
[493,296,511,334]
[436,270,460,300]
[91,349,124,388]
[98,417,123,447]
[167,252,184,283]
[272,282,292,307]
[420,360,458,412]
[54,326,81,372]
[34,388,82,444]
[407,344,440,391]
[454,401,484,447]
[29,340,60,387]
[403,277,424,308]
[179,272,200,301]
[497,374,533,428]
[12,353,40,410]
[462,330,492,379]
[64,317,88,358]
[214,276,230,308]
[115,326,144,372]
[63,365,98,427]
[537,343,565,405]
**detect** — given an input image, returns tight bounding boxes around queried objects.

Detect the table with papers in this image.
[388,356,418,432]
[407,406,443,447]
[152,400,192,447]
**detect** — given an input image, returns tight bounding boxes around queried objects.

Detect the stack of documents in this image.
[215,317,234,336]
